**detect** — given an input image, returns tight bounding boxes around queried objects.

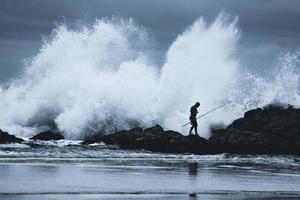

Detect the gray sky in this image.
[1,0,300,83]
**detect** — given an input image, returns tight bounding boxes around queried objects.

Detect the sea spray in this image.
[158,15,239,135]
[0,15,299,139]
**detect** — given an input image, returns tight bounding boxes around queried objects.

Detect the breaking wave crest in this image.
[0,14,299,139]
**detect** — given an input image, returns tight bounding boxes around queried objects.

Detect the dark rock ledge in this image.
[30,131,65,141]
[83,105,300,155]
[0,130,64,143]
[83,125,209,154]
[209,105,300,154]
[0,129,24,143]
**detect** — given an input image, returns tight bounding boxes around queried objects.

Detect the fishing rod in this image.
[182,103,228,127]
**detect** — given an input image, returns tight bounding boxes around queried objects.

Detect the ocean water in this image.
[0,141,300,199]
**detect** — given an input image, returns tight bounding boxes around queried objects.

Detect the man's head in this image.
[195,102,200,107]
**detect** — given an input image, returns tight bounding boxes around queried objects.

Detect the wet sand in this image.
[1,160,300,199]
[1,192,300,200]
[1,144,300,199]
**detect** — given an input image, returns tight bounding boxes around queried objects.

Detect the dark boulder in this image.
[30,131,64,141]
[0,129,24,143]
[181,135,209,154]
[81,132,104,144]
[209,105,300,154]
[144,124,164,134]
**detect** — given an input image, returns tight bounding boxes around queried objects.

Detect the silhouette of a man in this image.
[189,102,200,135]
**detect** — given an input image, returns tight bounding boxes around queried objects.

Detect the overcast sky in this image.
[1,0,300,83]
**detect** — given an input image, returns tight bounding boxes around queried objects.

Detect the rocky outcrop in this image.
[84,104,300,155]
[84,125,209,154]
[0,129,24,143]
[209,105,300,154]
[1,103,297,154]
[30,131,65,141]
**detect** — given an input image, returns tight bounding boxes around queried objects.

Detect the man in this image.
[189,102,200,135]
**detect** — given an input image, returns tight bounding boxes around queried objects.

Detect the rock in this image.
[181,135,209,154]
[144,124,164,134]
[0,129,24,143]
[82,104,300,155]
[83,125,209,154]
[81,131,104,144]
[30,131,64,141]
[129,127,143,134]
[210,105,300,154]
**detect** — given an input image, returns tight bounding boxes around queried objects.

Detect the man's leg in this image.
[194,122,199,136]
[189,125,194,135]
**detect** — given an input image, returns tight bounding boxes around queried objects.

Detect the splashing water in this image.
[0,15,299,139]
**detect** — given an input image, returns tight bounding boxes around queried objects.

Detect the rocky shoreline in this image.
[0,104,299,155]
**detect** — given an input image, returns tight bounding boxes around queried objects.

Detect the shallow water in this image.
[1,141,300,199]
